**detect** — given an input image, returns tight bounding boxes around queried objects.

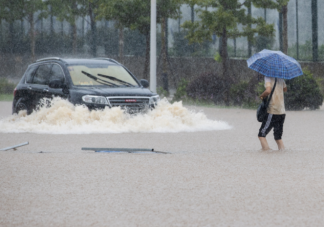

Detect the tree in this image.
[0,0,25,54]
[87,0,101,57]
[253,0,290,54]
[0,0,48,59]
[48,0,87,55]
[182,0,275,105]
[97,0,181,80]
[22,0,48,61]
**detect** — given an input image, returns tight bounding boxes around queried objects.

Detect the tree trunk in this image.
[248,2,252,57]
[161,17,168,92]
[29,13,35,62]
[0,20,3,47]
[9,21,14,54]
[311,0,318,61]
[50,6,54,35]
[89,3,97,57]
[61,21,64,36]
[190,4,195,55]
[118,27,124,64]
[143,33,150,80]
[71,2,78,55]
[282,5,288,54]
[221,27,231,106]
[82,17,85,43]
[221,27,229,76]
[71,22,77,55]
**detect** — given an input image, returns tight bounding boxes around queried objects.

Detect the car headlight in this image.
[150,95,160,105]
[82,95,108,105]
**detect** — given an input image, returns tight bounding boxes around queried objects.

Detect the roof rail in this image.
[36,57,62,62]
[94,58,121,65]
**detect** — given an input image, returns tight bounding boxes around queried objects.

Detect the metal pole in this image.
[234,38,236,57]
[264,8,267,22]
[0,142,29,151]
[248,2,252,57]
[311,0,318,61]
[296,0,299,59]
[150,0,157,93]
[279,11,283,52]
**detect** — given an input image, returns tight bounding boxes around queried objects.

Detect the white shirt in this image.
[264,76,286,115]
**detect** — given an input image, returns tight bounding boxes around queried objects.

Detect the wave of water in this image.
[0,98,231,134]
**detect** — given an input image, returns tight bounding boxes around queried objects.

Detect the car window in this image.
[68,64,139,86]
[25,65,38,83]
[33,64,52,85]
[49,64,65,82]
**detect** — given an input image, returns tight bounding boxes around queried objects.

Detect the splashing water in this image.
[0,98,231,134]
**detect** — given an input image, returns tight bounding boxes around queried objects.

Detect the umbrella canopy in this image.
[247,49,303,79]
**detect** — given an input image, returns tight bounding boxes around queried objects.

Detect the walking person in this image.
[258,76,287,150]
[246,49,304,151]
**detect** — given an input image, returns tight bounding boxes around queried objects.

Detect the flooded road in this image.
[0,101,323,226]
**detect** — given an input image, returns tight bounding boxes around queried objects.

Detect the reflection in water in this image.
[0,98,231,134]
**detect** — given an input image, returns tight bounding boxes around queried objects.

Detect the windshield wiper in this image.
[81,71,119,87]
[97,74,136,87]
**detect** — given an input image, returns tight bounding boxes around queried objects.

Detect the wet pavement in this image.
[0,101,323,226]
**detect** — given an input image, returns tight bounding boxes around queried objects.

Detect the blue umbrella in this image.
[247,49,303,79]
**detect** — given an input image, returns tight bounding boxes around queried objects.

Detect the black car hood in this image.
[72,86,157,97]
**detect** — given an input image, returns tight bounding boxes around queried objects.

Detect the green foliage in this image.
[0,94,14,101]
[0,20,29,54]
[254,35,275,52]
[48,0,87,25]
[214,52,222,62]
[285,69,323,110]
[124,29,146,56]
[253,0,290,11]
[184,71,261,107]
[287,40,324,61]
[181,0,276,91]
[86,26,119,56]
[157,86,169,98]
[172,79,189,102]
[37,32,86,54]
[186,72,230,105]
[229,78,259,108]
[97,0,181,36]
[182,0,275,45]
[0,78,16,94]
[170,30,211,57]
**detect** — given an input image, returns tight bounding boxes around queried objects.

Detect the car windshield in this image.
[67,64,139,87]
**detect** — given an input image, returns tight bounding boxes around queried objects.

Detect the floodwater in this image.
[0,101,323,226]
[0,98,231,134]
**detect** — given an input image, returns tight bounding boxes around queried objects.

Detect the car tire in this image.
[15,101,28,114]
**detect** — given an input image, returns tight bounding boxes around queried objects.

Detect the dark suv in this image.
[12,57,159,114]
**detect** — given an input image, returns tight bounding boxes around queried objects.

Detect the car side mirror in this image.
[49,79,64,89]
[140,79,149,88]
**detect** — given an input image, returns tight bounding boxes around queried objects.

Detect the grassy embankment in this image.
[0,78,15,101]
[0,94,14,101]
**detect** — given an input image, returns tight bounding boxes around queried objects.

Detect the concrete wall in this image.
[123,56,324,88]
[1,54,324,88]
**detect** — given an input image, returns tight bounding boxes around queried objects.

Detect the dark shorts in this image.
[258,113,286,140]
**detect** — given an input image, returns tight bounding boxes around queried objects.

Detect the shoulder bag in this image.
[257,78,277,122]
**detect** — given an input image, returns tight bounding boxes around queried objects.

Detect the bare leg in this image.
[275,140,285,150]
[258,137,271,150]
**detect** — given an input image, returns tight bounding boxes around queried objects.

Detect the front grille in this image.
[107,97,150,110]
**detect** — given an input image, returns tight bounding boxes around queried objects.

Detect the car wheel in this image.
[15,102,28,114]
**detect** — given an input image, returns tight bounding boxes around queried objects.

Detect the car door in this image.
[15,65,39,112]
[31,64,53,108]
[19,65,38,106]
[48,64,69,100]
